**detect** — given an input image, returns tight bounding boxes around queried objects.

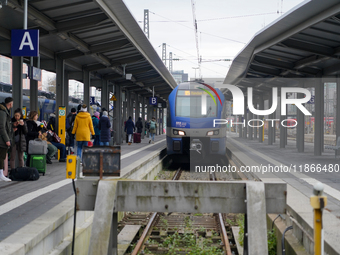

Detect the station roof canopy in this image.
[224,0,340,95]
[0,0,177,101]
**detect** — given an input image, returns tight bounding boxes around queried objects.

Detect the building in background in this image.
[171,70,188,84]
[0,55,42,90]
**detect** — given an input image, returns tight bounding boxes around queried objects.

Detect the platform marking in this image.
[121,138,165,159]
[301,178,340,200]
[229,137,340,201]
[0,179,71,216]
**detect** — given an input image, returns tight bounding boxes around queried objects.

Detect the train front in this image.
[166,82,226,162]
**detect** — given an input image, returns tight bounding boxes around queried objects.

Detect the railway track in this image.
[130,163,241,255]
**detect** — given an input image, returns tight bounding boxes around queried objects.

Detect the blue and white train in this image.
[166,81,227,162]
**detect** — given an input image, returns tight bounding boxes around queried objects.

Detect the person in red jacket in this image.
[72,104,95,159]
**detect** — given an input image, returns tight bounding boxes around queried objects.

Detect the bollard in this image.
[310,182,327,255]
[66,155,78,255]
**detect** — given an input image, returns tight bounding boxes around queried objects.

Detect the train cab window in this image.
[176,90,217,118]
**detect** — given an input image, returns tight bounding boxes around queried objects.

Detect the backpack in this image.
[150,121,156,130]
[66,117,71,131]
[9,167,40,181]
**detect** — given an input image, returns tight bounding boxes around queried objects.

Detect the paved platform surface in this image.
[226,131,340,217]
[0,134,166,241]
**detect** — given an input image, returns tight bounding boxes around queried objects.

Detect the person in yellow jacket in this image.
[72,104,95,159]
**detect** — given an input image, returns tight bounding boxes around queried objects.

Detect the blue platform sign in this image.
[149,97,157,105]
[90,96,95,104]
[307,95,315,104]
[11,29,39,57]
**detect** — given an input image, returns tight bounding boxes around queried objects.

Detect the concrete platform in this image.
[0,134,166,244]
[226,131,340,254]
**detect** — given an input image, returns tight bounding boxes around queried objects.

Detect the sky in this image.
[122,0,306,80]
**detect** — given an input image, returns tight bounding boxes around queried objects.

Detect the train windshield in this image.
[176,90,217,118]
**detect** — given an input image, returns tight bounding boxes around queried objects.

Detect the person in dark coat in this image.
[26,111,42,167]
[100,107,107,118]
[0,97,13,181]
[67,108,77,148]
[92,112,100,146]
[124,116,135,145]
[135,117,143,134]
[10,108,28,169]
[99,111,111,146]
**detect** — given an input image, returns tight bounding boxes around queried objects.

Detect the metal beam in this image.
[111,56,144,66]
[90,40,130,53]
[57,50,84,59]
[281,38,334,57]
[56,13,108,32]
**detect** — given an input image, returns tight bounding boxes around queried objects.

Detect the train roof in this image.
[177,81,216,90]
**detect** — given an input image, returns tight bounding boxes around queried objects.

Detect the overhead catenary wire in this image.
[149,11,246,44]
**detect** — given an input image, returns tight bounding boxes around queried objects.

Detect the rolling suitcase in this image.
[30,155,47,176]
[133,133,141,143]
[9,167,39,181]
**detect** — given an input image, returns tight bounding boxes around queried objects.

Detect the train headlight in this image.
[173,130,186,136]
[207,130,219,136]
[178,130,185,136]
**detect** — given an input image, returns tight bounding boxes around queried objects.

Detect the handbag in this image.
[15,134,20,143]
[47,130,61,143]
[28,138,48,155]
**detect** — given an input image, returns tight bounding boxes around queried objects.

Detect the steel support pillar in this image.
[239,115,243,138]
[280,94,286,148]
[243,97,247,138]
[114,85,122,145]
[83,70,90,109]
[336,77,340,156]
[253,101,257,140]
[259,97,264,143]
[63,72,69,117]
[101,80,109,112]
[56,58,65,131]
[248,112,253,140]
[30,58,39,113]
[268,96,273,145]
[12,57,23,111]
[297,92,305,152]
[135,94,140,120]
[142,97,145,139]
[159,108,163,134]
[315,79,324,156]
[126,91,130,119]
[123,102,127,122]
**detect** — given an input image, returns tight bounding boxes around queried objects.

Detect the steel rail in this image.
[131,167,182,255]
[211,172,233,255]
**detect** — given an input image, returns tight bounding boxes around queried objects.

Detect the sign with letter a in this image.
[11,29,39,57]
[149,97,157,106]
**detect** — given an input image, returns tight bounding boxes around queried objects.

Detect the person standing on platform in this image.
[92,111,100,146]
[124,116,135,145]
[0,97,13,181]
[99,111,111,146]
[100,107,107,118]
[26,111,42,167]
[67,108,77,149]
[148,117,157,144]
[72,104,95,159]
[10,108,27,169]
[135,117,143,134]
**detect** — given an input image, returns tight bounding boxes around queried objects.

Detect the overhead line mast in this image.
[191,0,201,79]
